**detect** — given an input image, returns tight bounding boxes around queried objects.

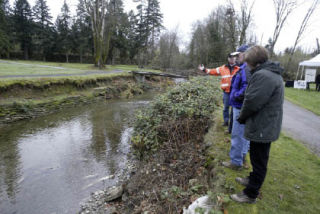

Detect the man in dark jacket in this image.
[231,45,284,203]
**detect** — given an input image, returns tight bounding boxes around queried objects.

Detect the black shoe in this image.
[222,122,228,126]
[235,177,249,187]
[230,191,256,204]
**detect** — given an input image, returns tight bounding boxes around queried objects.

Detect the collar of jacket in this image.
[239,62,247,70]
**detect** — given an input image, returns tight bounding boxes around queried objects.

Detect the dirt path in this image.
[282,100,320,156]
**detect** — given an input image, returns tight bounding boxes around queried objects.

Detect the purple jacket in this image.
[229,63,251,109]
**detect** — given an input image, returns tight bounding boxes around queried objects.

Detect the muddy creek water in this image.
[0,94,153,214]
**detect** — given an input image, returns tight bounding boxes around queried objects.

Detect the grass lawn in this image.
[285,87,320,115]
[0,59,159,77]
[205,115,320,213]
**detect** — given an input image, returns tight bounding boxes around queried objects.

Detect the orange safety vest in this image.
[205,65,240,93]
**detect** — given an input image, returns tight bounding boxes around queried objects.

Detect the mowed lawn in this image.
[0,60,156,77]
[206,116,320,214]
[285,87,320,115]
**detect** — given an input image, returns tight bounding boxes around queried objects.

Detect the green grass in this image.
[0,59,160,77]
[285,87,320,115]
[205,115,320,213]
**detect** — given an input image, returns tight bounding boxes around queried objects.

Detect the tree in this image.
[56,0,71,62]
[107,0,132,64]
[0,0,10,57]
[158,29,179,70]
[127,10,140,63]
[145,0,163,59]
[224,1,238,51]
[286,0,319,68]
[270,0,297,57]
[13,0,33,60]
[72,0,93,63]
[32,0,53,61]
[133,0,163,67]
[238,0,255,45]
[83,0,109,68]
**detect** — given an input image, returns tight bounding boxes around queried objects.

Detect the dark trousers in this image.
[244,141,271,199]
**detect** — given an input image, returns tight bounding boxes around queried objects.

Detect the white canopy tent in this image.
[296,54,320,80]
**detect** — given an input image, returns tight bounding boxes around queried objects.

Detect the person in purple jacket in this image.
[222,44,251,169]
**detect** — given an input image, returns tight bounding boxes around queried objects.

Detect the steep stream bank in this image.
[0,76,172,125]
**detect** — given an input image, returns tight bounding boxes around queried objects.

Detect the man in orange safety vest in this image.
[199,53,240,127]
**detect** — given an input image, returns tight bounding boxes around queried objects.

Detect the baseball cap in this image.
[237,44,249,52]
[229,52,240,57]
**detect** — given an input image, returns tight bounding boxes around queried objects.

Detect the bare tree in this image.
[159,29,179,70]
[286,0,319,67]
[270,0,297,57]
[83,0,109,68]
[224,0,238,51]
[238,0,255,45]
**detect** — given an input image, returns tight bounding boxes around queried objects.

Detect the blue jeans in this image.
[229,107,250,166]
[223,92,230,123]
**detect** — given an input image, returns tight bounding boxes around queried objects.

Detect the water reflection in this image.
[0,94,152,214]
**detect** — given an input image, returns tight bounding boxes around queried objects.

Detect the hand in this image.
[198,64,206,72]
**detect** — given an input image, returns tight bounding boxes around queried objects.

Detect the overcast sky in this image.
[9,0,320,53]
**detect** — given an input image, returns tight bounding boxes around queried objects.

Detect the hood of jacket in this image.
[251,61,284,75]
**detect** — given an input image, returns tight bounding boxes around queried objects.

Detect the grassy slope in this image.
[0,60,159,77]
[285,87,320,115]
[205,115,320,214]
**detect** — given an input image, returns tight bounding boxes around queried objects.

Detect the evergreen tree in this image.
[72,0,92,63]
[32,0,53,61]
[145,0,163,50]
[107,0,130,64]
[13,0,33,60]
[133,0,163,66]
[127,10,140,63]
[56,0,71,62]
[0,0,10,57]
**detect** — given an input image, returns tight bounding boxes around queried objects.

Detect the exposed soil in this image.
[80,119,213,214]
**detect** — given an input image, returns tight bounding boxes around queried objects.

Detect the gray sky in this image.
[9,0,320,53]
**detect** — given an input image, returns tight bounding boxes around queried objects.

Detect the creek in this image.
[0,93,154,214]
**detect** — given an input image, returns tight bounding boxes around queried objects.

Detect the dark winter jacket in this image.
[237,61,284,142]
[229,63,251,109]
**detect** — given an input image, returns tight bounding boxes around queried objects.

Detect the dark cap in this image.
[237,44,249,52]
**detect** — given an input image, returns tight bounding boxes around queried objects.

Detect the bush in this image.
[131,76,221,157]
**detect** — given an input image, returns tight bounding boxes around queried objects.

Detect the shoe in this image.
[222,161,242,170]
[222,122,228,127]
[230,191,256,204]
[235,177,249,187]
